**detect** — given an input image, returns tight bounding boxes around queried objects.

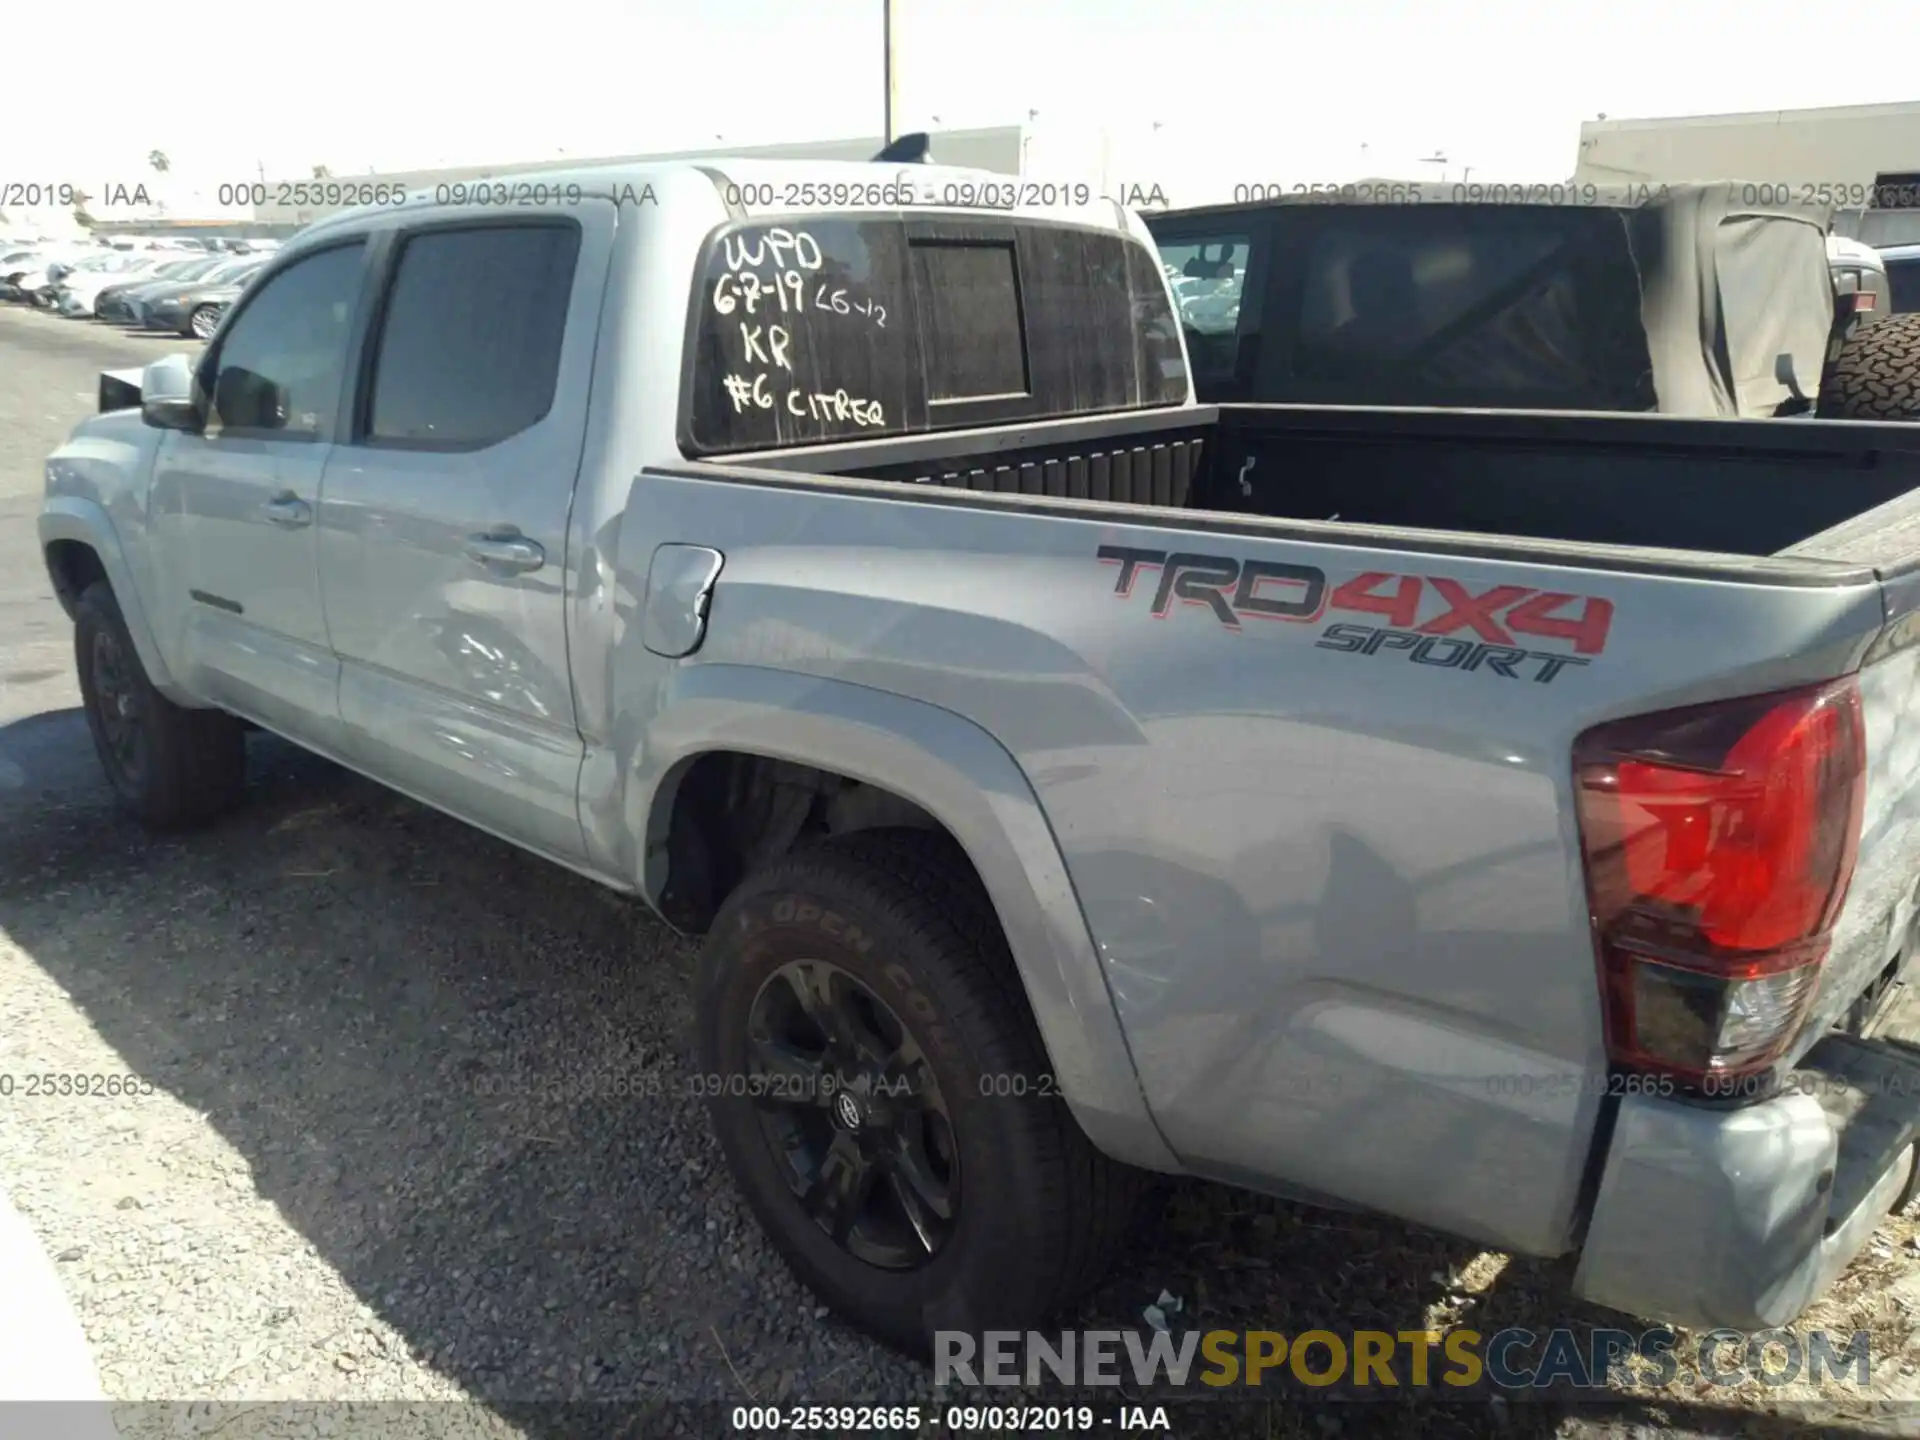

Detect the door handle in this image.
[464,532,546,573]
[260,494,312,529]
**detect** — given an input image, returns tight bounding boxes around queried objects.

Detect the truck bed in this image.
[631,402,1920,1291]
[733,402,1920,568]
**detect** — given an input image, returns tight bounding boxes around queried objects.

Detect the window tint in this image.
[206,242,365,439]
[367,223,580,447]
[1715,216,1831,416]
[1284,209,1653,406]
[1152,232,1250,385]
[910,240,1029,401]
[1299,221,1563,367]
[687,217,1184,456]
[1890,258,1920,314]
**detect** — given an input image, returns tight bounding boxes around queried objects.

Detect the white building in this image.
[1575,102,1920,244]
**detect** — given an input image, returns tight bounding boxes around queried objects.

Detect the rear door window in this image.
[685,215,1186,456]
[365,222,581,448]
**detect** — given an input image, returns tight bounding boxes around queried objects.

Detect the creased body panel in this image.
[611,470,1885,1256]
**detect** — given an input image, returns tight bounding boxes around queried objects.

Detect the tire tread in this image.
[74,581,246,830]
[805,829,1143,1317]
[1819,311,1920,420]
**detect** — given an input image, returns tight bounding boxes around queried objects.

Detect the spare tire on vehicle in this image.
[1819,312,1920,420]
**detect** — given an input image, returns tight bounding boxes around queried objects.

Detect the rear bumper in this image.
[1573,1027,1920,1330]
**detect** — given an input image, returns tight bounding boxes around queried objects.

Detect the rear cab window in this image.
[682,213,1187,458]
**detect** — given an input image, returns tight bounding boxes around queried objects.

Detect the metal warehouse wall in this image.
[1575,101,1920,244]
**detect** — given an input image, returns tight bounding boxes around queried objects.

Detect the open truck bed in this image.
[733,399,1920,566]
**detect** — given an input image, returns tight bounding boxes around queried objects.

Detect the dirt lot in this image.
[0,301,1917,1440]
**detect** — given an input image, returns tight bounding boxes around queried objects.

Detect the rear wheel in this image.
[695,831,1142,1356]
[1819,312,1920,420]
[74,581,247,830]
[188,305,221,340]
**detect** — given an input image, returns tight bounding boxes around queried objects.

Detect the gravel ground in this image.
[1,301,1918,1440]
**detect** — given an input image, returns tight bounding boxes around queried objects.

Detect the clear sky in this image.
[6,0,1919,208]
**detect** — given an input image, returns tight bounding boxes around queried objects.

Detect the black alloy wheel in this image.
[87,623,148,793]
[745,957,959,1269]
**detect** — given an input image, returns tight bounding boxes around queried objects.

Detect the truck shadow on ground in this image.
[0,711,1901,1440]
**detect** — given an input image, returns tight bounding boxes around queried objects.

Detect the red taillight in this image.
[1573,679,1866,1086]
[1857,292,1879,312]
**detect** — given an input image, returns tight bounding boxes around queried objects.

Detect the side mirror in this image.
[140,353,203,433]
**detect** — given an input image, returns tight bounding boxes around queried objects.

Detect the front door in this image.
[317,213,611,863]
[147,240,370,749]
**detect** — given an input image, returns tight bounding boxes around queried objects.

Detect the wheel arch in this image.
[38,500,183,697]
[631,663,1178,1173]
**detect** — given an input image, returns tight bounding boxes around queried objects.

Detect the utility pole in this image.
[883,0,898,143]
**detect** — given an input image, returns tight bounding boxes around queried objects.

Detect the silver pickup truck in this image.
[38,158,1920,1358]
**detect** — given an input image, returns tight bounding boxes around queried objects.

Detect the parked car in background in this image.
[0,248,48,299]
[1884,243,1920,314]
[54,254,187,318]
[22,250,137,308]
[1144,183,1920,420]
[142,258,267,337]
[2,246,85,302]
[95,256,232,324]
[122,257,264,332]
[1828,234,1891,340]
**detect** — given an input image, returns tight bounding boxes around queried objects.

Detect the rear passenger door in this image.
[316,209,614,862]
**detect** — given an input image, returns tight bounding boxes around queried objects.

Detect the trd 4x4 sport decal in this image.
[1096,545,1613,685]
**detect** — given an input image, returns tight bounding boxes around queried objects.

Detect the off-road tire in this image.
[696,829,1143,1357]
[73,580,247,829]
[1819,311,1920,420]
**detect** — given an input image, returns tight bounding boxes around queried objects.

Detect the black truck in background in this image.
[1144,181,1920,422]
